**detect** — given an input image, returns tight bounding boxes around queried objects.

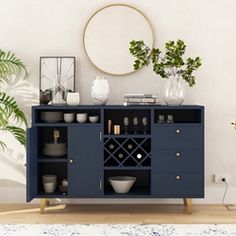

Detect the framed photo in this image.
[40,57,75,105]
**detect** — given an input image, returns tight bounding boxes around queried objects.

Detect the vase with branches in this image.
[129,39,202,105]
[0,49,28,150]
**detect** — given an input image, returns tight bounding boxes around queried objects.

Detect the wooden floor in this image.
[0,204,236,224]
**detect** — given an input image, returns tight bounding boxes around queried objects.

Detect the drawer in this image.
[152,124,203,149]
[151,172,204,197]
[152,149,203,172]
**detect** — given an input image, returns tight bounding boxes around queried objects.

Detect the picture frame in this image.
[39,56,75,105]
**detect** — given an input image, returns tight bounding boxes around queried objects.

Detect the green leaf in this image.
[0,49,28,83]
[0,92,28,127]
[0,126,26,146]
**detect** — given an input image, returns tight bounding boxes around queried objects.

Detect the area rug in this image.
[0,224,236,236]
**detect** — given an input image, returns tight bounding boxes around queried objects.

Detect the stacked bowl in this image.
[43,143,67,157]
[41,111,63,123]
[42,175,57,193]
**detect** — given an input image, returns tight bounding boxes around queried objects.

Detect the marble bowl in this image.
[108,176,136,194]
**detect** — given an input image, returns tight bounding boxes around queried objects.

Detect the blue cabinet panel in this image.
[68,126,103,197]
[152,149,203,172]
[26,128,38,202]
[151,172,204,197]
[152,124,202,149]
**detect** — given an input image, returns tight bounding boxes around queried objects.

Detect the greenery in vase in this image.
[0,49,28,150]
[129,39,202,87]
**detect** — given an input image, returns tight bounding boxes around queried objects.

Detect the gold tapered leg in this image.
[40,199,49,214]
[183,198,192,214]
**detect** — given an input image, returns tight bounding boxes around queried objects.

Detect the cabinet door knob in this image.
[176,152,181,158]
[176,175,181,180]
[69,159,74,164]
[176,129,181,134]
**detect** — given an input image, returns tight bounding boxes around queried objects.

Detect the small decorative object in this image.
[142,117,148,134]
[129,40,202,105]
[64,113,75,123]
[166,115,174,124]
[124,94,159,106]
[62,179,68,187]
[89,116,99,123]
[114,125,120,135]
[108,176,136,194]
[91,76,109,105]
[108,120,112,134]
[40,57,75,105]
[66,92,80,106]
[123,117,129,134]
[76,113,88,123]
[53,128,60,143]
[157,115,165,124]
[133,117,139,134]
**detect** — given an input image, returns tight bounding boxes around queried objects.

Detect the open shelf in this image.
[104,169,151,196]
[38,162,67,196]
[154,109,202,124]
[104,109,151,135]
[35,108,101,124]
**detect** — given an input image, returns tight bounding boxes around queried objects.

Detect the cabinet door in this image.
[68,126,103,197]
[26,127,38,202]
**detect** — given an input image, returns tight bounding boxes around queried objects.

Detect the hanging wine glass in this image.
[142,117,148,134]
[133,117,139,134]
[123,117,129,134]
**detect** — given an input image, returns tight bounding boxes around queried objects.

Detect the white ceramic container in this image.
[76,113,88,123]
[108,176,136,194]
[66,92,80,106]
[91,76,109,105]
[64,113,75,123]
[43,182,55,193]
[89,116,99,123]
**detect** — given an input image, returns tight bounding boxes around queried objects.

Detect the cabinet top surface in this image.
[32,105,204,110]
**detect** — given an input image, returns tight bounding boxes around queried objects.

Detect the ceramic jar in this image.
[91,76,109,105]
[66,92,80,106]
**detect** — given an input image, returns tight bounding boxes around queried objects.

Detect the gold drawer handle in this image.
[176,129,181,134]
[176,175,181,180]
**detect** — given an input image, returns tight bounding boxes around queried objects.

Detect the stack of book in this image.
[124,94,160,106]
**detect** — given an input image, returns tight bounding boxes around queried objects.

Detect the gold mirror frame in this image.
[83,4,155,76]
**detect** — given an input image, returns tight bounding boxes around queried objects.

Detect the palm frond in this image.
[0,49,27,83]
[0,140,7,151]
[0,92,28,127]
[0,126,26,146]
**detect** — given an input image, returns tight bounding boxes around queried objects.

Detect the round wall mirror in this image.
[83,4,154,75]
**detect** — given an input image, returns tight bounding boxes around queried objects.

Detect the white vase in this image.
[66,92,80,106]
[91,76,109,105]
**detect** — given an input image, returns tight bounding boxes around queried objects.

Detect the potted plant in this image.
[129,39,202,105]
[0,49,28,150]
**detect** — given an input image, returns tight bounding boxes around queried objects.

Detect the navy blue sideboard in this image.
[27,105,204,213]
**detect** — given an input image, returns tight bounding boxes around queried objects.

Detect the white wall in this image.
[0,0,236,203]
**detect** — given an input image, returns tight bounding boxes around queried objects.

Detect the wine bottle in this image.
[118,153,124,159]
[109,144,115,150]
[136,153,142,159]
[127,144,133,150]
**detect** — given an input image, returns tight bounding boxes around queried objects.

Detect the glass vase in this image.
[163,75,185,105]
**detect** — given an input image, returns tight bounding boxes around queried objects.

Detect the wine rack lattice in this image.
[104,137,151,167]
